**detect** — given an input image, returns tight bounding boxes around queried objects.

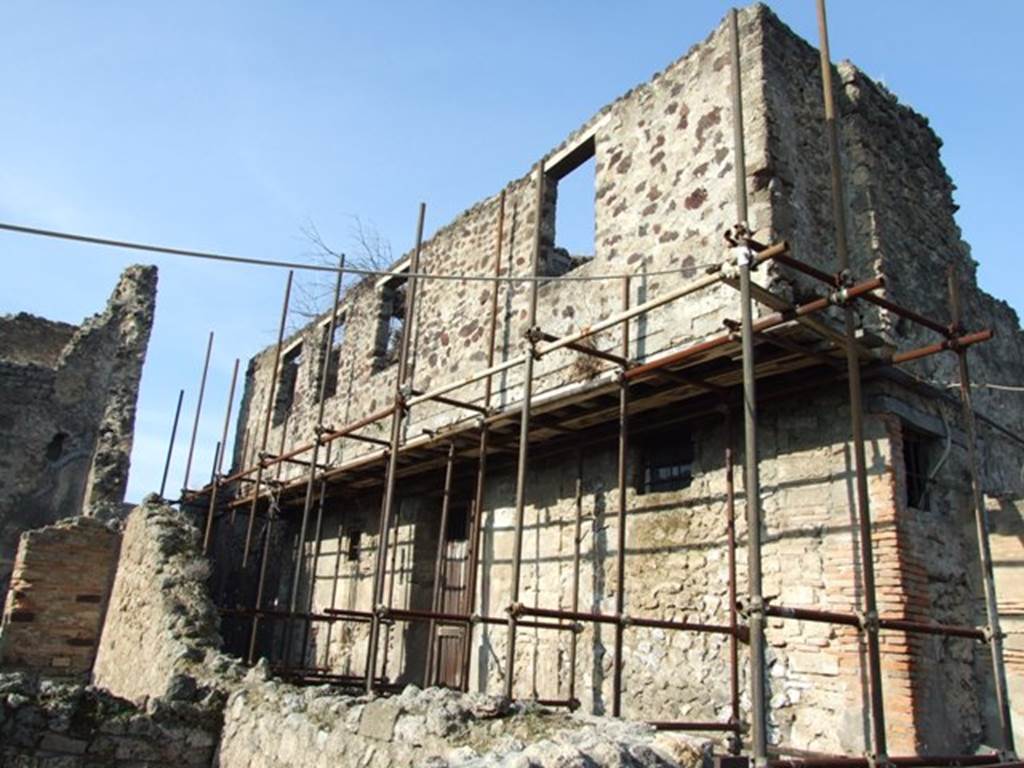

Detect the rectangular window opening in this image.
[903,427,933,509]
[273,343,303,426]
[345,528,362,562]
[636,429,695,495]
[543,135,596,278]
[374,269,408,371]
[317,312,346,402]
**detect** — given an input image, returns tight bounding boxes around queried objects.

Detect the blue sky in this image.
[2,2,1021,502]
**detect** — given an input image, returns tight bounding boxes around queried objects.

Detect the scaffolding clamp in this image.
[524,326,544,359]
[865,751,891,768]
[982,624,1005,644]
[856,609,880,634]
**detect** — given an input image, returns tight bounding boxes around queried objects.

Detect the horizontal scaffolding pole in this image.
[764,604,986,640]
[513,604,736,637]
[651,720,741,732]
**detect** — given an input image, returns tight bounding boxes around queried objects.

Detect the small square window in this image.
[637,430,695,495]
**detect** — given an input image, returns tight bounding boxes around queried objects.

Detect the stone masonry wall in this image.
[94,498,230,703]
[229,4,774,490]
[0,672,219,768]
[0,265,157,602]
[218,675,709,768]
[220,2,1024,758]
[0,517,120,679]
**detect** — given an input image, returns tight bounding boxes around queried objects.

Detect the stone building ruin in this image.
[0,265,156,598]
[1,4,1023,767]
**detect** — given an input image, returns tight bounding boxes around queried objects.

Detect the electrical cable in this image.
[0,221,719,285]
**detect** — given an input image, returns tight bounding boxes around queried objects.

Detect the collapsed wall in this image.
[0,265,157,600]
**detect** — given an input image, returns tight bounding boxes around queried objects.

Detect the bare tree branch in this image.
[289,216,395,329]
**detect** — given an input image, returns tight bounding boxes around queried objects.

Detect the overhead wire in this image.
[0,221,720,285]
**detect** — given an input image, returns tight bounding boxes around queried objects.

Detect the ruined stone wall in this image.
[0,517,120,679]
[94,499,229,702]
[0,265,157,601]
[0,672,219,768]
[218,676,706,768]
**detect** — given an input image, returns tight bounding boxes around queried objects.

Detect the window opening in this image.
[544,135,596,278]
[317,312,346,401]
[637,430,695,494]
[374,269,408,371]
[273,344,302,426]
[903,428,932,509]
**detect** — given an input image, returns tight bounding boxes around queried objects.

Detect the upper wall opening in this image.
[542,134,596,278]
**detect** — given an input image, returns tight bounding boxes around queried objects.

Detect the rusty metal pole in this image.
[243,271,294,568]
[204,358,240,553]
[365,203,427,693]
[730,8,768,764]
[504,165,545,700]
[568,447,583,709]
[460,189,505,692]
[816,1,889,760]
[183,331,214,491]
[424,443,457,687]
[285,253,346,666]
[612,275,631,717]
[159,388,185,499]
[725,408,741,754]
[299,439,335,670]
[247,415,289,664]
[948,267,1016,756]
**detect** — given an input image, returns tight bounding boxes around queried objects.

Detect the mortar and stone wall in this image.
[218,2,1024,758]
[0,265,157,601]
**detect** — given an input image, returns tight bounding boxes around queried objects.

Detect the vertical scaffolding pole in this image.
[159,388,185,499]
[300,439,335,669]
[612,274,631,717]
[567,447,583,708]
[460,189,506,691]
[247,415,290,664]
[242,272,294,568]
[365,203,427,693]
[504,164,545,700]
[725,408,741,754]
[285,254,346,666]
[815,1,888,760]
[730,8,768,763]
[424,443,457,687]
[183,331,214,491]
[948,267,1016,756]
[204,358,240,553]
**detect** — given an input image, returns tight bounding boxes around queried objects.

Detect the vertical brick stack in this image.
[0,517,120,677]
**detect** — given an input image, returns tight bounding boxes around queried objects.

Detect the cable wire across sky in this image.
[0,221,714,285]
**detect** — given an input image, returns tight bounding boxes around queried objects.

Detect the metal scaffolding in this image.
[173,4,1018,766]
